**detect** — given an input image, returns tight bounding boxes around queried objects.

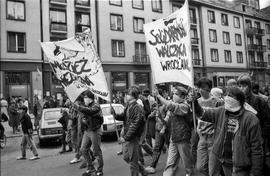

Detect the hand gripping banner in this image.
[40,30,110,102]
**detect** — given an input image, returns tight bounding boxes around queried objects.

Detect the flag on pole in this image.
[40,30,110,102]
[144,0,194,87]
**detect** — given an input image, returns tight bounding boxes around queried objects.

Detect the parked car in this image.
[100,104,124,136]
[38,108,67,145]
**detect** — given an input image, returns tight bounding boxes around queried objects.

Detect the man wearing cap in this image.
[153,86,194,176]
[16,105,39,160]
[73,90,104,176]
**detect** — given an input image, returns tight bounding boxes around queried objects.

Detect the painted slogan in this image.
[40,30,110,102]
[144,0,193,87]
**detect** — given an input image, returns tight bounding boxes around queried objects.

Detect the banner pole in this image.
[110,103,120,141]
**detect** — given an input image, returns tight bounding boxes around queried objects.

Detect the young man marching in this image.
[16,105,40,160]
[111,86,148,176]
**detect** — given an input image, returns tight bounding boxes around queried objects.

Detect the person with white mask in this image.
[190,86,263,176]
[72,90,104,176]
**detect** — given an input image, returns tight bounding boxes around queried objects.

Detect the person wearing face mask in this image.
[72,90,104,176]
[237,74,270,174]
[195,78,224,176]
[153,86,194,176]
[191,86,263,176]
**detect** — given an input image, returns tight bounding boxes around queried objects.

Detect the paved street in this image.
[0,123,187,176]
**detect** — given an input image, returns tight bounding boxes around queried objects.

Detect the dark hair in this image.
[19,105,28,112]
[175,86,188,96]
[237,74,252,88]
[128,86,140,99]
[197,78,212,90]
[225,86,245,107]
[142,88,150,96]
[83,90,95,99]
[252,82,260,90]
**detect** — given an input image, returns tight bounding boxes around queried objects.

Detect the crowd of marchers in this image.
[1,74,270,176]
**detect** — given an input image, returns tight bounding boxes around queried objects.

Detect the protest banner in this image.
[40,30,110,102]
[144,0,194,87]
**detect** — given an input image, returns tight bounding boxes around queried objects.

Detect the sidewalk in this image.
[2,114,38,138]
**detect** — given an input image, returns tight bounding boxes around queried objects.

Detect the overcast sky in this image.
[260,0,270,9]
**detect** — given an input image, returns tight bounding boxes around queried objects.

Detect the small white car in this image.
[38,108,67,145]
[100,104,124,136]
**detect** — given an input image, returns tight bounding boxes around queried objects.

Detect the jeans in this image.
[123,137,146,176]
[21,134,38,157]
[150,131,166,168]
[190,130,199,165]
[80,128,103,173]
[163,141,194,176]
[196,134,222,176]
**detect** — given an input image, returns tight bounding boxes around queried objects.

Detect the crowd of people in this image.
[1,74,270,176]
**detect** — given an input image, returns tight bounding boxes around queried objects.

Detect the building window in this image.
[135,42,146,55]
[7,0,25,20]
[209,29,217,42]
[255,36,262,45]
[235,34,242,46]
[112,40,125,57]
[112,72,128,94]
[189,8,196,24]
[221,13,228,26]
[267,39,270,49]
[134,72,150,90]
[109,0,122,6]
[211,49,219,62]
[133,17,144,33]
[132,0,143,9]
[75,12,90,33]
[247,35,253,45]
[191,28,198,40]
[245,20,252,28]
[266,24,270,34]
[254,21,261,29]
[237,51,243,63]
[172,4,181,13]
[50,9,67,32]
[223,32,230,44]
[110,14,123,31]
[257,53,263,62]
[192,48,200,65]
[75,0,90,6]
[207,10,215,23]
[268,55,270,65]
[7,32,26,53]
[151,0,162,13]
[242,5,246,12]
[224,50,232,63]
[234,16,240,28]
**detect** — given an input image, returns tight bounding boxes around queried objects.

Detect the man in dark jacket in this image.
[112,86,148,176]
[153,86,194,176]
[237,74,270,174]
[192,86,263,176]
[73,90,103,176]
[16,105,39,160]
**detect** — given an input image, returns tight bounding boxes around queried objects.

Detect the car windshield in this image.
[102,106,123,116]
[44,110,62,120]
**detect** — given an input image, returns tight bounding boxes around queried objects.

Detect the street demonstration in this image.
[1,0,270,176]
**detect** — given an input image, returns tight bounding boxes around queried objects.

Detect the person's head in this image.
[126,86,140,103]
[224,86,245,112]
[172,86,187,103]
[19,105,28,115]
[83,90,95,106]
[197,78,212,98]
[142,88,150,97]
[18,98,24,107]
[227,79,237,87]
[210,87,223,99]
[237,74,252,97]
[252,83,260,95]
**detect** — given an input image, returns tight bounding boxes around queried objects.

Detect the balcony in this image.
[250,61,268,68]
[193,59,201,66]
[133,54,149,64]
[50,23,67,33]
[50,0,66,5]
[75,0,90,8]
[247,44,266,52]
[246,27,265,36]
[75,24,90,33]
[191,38,199,45]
